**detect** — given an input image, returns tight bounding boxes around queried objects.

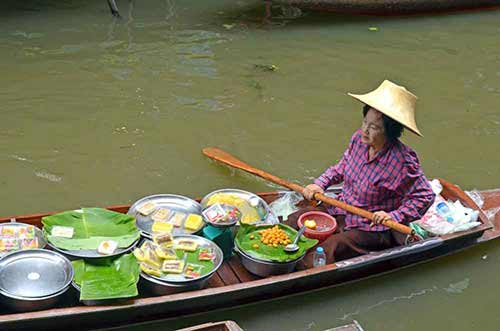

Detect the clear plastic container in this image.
[313,246,326,267]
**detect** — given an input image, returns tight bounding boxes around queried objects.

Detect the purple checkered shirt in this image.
[314,130,435,232]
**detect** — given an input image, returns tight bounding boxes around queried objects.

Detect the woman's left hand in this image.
[372,211,392,225]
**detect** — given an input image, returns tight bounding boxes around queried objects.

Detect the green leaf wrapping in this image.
[42,208,140,250]
[235,224,318,262]
[72,253,140,301]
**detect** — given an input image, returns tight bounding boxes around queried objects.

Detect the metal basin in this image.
[0,249,73,311]
[234,245,303,277]
[140,273,210,296]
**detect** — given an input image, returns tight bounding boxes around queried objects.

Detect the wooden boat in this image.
[269,0,500,15]
[176,320,243,331]
[0,179,499,330]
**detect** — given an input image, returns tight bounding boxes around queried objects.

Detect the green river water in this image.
[1,0,499,330]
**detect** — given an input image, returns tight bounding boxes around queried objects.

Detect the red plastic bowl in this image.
[297,211,337,243]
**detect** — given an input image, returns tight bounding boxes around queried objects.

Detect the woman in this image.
[298,80,435,268]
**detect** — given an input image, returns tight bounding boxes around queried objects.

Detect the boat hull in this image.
[270,0,500,15]
[0,180,498,330]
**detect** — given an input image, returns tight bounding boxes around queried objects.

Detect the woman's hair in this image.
[362,105,404,141]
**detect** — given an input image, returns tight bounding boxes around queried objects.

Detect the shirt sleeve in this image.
[313,132,357,190]
[388,149,436,224]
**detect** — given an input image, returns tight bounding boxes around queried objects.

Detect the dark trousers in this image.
[284,205,406,269]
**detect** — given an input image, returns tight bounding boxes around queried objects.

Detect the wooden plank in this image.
[227,255,259,283]
[206,271,225,288]
[216,261,241,286]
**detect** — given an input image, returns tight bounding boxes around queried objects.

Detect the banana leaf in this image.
[42,208,140,250]
[72,253,140,300]
[235,224,318,262]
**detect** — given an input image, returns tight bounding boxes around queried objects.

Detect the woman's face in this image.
[361,108,386,148]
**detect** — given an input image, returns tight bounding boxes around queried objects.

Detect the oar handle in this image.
[313,192,415,236]
[202,147,416,238]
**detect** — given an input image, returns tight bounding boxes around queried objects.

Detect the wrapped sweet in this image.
[184,263,203,279]
[152,232,173,247]
[151,221,173,234]
[155,246,177,260]
[20,238,38,249]
[140,262,162,277]
[136,201,156,216]
[169,212,186,227]
[184,214,203,231]
[151,208,172,223]
[161,259,185,274]
[174,239,198,252]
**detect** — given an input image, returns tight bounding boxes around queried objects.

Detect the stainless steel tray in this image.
[128,194,204,238]
[200,189,271,225]
[0,222,47,257]
[140,235,223,284]
[0,249,73,298]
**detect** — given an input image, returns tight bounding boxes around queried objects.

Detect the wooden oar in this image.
[202,147,417,238]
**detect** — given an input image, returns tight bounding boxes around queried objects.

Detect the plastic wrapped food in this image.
[50,226,74,238]
[143,244,162,267]
[155,246,177,260]
[0,238,20,252]
[169,212,186,227]
[174,239,198,252]
[161,260,185,274]
[152,232,173,247]
[269,192,302,221]
[20,238,38,249]
[133,248,145,262]
[140,262,162,277]
[136,201,157,216]
[151,208,171,222]
[198,248,215,261]
[152,221,173,234]
[183,263,203,279]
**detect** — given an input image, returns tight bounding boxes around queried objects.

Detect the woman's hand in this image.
[372,211,392,225]
[302,184,324,201]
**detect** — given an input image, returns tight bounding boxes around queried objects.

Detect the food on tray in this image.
[206,193,260,224]
[252,243,259,249]
[136,201,156,216]
[0,238,19,252]
[1,225,36,239]
[152,232,173,247]
[202,204,227,223]
[161,259,185,274]
[97,240,118,255]
[133,248,145,262]
[169,211,186,227]
[184,263,203,279]
[140,240,156,251]
[174,239,198,252]
[259,225,291,247]
[143,245,162,268]
[304,219,317,230]
[155,246,177,260]
[140,262,162,277]
[152,221,173,234]
[198,248,215,261]
[151,208,171,223]
[50,226,74,238]
[21,238,38,249]
[184,214,203,231]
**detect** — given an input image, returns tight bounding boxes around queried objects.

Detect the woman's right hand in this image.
[302,184,324,201]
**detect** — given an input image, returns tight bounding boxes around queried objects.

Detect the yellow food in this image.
[152,221,173,234]
[258,225,291,247]
[252,243,259,249]
[249,234,255,240]
[304,219,317,230]
[140,262,162,277]
[184,214,203,231]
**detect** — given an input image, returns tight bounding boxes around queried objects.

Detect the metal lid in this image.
[0,249,73,298]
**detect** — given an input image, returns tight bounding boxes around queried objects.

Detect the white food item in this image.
[97,240,118,255]
[51,226,74,238]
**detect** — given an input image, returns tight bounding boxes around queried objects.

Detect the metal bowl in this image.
[140,272,210,296]
[0,249,73,311]
[0,222,47,257]
[128,194,204,239]
[141,235,223,284]
[234,245,303,277]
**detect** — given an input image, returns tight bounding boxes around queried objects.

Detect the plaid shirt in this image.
[314,130,435,232]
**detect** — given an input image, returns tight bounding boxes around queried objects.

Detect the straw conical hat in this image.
[348,80,422,137]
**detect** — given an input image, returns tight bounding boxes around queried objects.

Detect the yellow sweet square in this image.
[184,214,203,231]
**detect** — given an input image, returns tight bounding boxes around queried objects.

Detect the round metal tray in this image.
[0,249,73,298]
[140,235,223,284]
[47,238,139,259]
[200,189,270,225]
[0,223,47,257]
[128,194,204,239]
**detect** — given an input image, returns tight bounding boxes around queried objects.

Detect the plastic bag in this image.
[269,191,303,221]
[465,190,484,208]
